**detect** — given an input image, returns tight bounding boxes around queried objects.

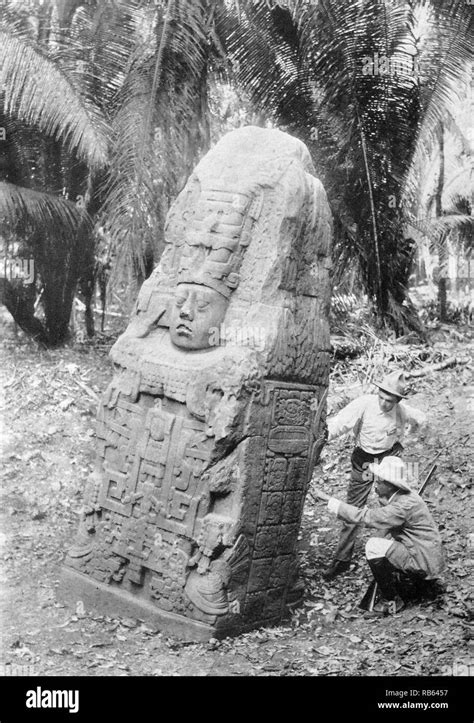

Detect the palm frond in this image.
[404,1,473,203]
[407,212,474,249]
[100,0,216,286]
[59,0,156,112]
[0,27,110,170]
[0,180,90,234]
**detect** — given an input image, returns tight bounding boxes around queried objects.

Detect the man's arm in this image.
[333,498,407,530]
[327,396,367,441]
[313,486,407,529]
[399,401,427,432]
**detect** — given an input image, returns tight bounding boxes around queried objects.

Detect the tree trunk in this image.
[38,226,87,346]
[79,265,95,338]
[435,122,447,322]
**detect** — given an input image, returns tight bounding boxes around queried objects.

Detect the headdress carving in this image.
[176,189,263,298]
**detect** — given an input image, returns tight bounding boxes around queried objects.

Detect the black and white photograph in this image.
[0,0,473,716]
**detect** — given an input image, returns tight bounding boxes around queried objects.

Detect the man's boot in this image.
[366,556,405,614]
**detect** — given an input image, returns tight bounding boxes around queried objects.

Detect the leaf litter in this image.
[0,328,472,675]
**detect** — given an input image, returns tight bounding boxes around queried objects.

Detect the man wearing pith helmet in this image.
[323,370,428,581]
[314,457,444,614]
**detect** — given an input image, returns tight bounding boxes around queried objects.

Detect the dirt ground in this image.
[1,323,473,677]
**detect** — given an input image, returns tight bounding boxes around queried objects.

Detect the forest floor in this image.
[1,317,473,678]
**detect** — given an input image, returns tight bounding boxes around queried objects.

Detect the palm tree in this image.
[1,0,472,343]
[98,0,220,288]
[405,63,473,321]
[218,0,473,334]
[0,1,108,344]
[1,0,220,343]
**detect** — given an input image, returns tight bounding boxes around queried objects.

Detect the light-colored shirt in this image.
[327,394,427,454]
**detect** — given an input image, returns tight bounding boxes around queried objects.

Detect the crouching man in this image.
[313,457,445,614]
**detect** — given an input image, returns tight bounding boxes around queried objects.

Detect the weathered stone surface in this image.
[59,126,332,639]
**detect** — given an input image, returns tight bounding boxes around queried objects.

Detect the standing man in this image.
[323,370,427,581]
[314,457,444,614]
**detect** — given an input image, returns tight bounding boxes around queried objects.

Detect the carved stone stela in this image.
[59,126,332,639]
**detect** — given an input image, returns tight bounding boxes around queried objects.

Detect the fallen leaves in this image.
[0,334,472,677]
[313,645,334,656]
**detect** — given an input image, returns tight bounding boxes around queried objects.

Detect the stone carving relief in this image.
[60,126,332,639]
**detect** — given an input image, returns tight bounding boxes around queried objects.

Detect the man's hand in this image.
[312,487,331,502]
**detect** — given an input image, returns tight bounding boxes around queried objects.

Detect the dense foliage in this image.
[0,0,472,344]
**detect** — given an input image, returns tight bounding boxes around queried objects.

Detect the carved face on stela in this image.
[168,190,252,350]
[169,282,228,350]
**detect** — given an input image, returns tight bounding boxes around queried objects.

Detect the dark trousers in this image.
[368,556,443,603]
[333,442,403,563]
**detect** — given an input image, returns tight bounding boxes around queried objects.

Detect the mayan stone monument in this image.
[60,126,332,640]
